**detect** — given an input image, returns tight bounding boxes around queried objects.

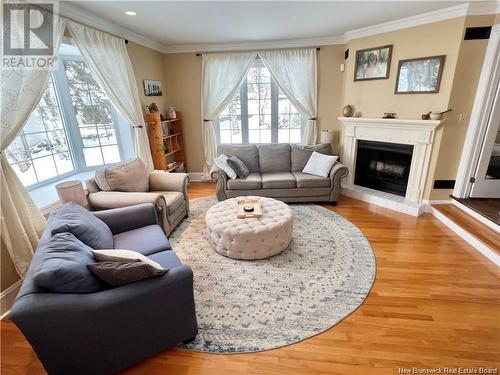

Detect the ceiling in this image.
[64,1,469,50]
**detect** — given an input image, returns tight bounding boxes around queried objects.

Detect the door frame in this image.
[454,23,500,198]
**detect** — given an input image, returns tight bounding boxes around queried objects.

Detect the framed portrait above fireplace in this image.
[354,45,393,81]
[395,55,446,94]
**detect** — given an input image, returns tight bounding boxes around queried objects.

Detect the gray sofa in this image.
[210,144,348,203]
[10,203,198,375]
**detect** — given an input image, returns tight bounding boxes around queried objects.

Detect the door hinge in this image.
[470,176,475,183]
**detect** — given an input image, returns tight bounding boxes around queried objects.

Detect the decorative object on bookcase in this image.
[146,103,159,113]
[168,106,177,119]
[146,111,187,172]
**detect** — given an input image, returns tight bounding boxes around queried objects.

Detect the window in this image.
[63,59,121,166]
[6,42,133,193]
[6,78,74,186]
[215,59,305,145]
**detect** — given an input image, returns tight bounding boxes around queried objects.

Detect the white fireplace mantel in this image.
[338,117,443,214]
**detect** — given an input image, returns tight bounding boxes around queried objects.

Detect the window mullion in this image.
[53,58,86,171]
[271,79,279,143]
[240,78,249,144]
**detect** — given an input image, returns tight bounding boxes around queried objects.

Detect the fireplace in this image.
[354,140,413,197]
[339,117,443,215]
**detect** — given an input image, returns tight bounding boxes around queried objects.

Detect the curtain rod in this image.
[196,47,320,56]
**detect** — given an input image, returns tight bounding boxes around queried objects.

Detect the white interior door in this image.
[470,80,500,198]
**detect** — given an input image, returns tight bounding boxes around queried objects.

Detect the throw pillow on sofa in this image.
[291,144,333,171]
[227,156,250,179]
[303,152,339,177]
[214,154,237,179]
[33,232,105,293]
[95,157,149,192]
[50,202,113,250]
[89,249,167,286]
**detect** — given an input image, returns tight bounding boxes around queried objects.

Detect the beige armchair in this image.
[86,172,189,235]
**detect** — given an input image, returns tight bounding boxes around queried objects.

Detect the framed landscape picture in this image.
[144,80,163,96]
[395,55,445,94]
[354,44,393,81]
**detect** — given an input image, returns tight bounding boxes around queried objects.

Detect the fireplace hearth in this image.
[354,140,413,197]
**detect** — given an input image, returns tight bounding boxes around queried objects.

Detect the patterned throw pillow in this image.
[302,152,339,177]
[88,249,167,286]
[291,144,333,171]
[227,156,250,179]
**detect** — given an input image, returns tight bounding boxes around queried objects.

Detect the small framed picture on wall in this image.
[354,44,393,81]
[395,55,446,94]
[143,79,163,96]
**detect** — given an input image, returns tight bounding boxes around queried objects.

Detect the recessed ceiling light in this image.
[125,11,136,16]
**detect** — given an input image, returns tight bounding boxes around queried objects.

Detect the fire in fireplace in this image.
[354,140,414,197]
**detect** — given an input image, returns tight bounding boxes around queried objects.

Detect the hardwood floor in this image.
[2,182,499,375]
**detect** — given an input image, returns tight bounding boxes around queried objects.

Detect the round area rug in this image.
[170,196,376,353]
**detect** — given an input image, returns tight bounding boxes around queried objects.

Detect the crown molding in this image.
[344,2,499,43]
[58,2,165,53]
[56,1,500,55]
[344,3,469,42]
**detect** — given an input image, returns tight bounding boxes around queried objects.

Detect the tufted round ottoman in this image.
[205,196,294,260]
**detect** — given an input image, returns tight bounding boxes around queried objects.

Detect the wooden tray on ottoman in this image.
[237,198,263,218]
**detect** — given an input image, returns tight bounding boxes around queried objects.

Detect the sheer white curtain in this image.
[201,52,257,174]
[0,16,66,277]
[66,20,154,171]
[259,49,318,145]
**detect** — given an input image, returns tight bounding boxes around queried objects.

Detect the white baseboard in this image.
[427,205,500,267]
[451,199,500,233]
[1,280,22,319]
[188,172,213,182]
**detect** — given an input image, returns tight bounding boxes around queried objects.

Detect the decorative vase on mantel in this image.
[343,105,353,117]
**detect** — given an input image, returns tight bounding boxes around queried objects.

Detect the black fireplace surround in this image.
[354,140,413,197]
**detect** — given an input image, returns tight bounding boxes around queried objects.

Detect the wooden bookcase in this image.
[145,111,187,172]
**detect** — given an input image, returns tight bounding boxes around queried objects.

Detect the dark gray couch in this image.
[210,144,349,203]
[10,203,198,375]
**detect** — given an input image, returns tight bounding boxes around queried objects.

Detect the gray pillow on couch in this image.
[33,232,105,293]
[227,156,250,179]
[49,202,113,250]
